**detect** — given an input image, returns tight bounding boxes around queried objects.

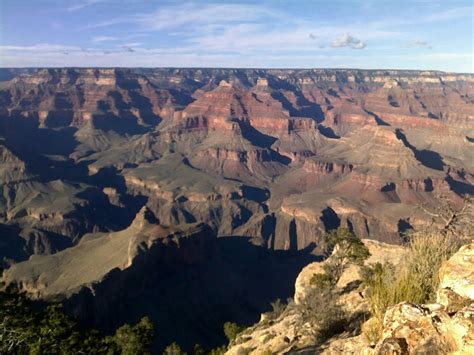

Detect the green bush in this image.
[163,341,186,355]
[115,316,155,355]
[298,289,347,344]
[192,343,205,355]
[0,282,155,354]
[208,345,227,355]
[223,321,245,343]
[310,269,335,291]
[266,298,286,320]
[311,227,370,290]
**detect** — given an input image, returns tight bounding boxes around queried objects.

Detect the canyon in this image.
[0,68,473,350]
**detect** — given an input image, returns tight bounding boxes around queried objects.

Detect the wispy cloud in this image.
[421,6,473,22]
[91,35,119,42]
[0,43,79,52]
[141,3,281,31]
[407,40,432,49]
[2,45,470,72]
[82,3,283,30]
[81,3,389,55]
[331,34,366,49]
[67,0,102,12]
[2,1,472,71]
[119,42,144,48]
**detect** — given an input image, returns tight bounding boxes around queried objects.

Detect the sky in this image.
[0,0,472,72]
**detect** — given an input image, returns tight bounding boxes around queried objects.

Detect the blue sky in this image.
[0,0,472,71]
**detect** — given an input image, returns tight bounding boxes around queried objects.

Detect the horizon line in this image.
[1,66,473,75]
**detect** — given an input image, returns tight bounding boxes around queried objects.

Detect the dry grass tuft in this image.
[361,229,463,343]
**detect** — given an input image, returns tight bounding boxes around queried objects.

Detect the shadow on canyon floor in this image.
[64,237,321,352]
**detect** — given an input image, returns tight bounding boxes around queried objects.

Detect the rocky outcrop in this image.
[0,138,31,183]
[326,243,474,354]
[227,242,474,355]
[226,240,405,354]
[438,243,474,300]
[370,243,474,354]
[2,207,215,300]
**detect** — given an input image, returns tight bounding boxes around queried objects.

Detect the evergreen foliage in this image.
[0,282,155,354]
[311,227,370,289]
[223,322,245,343]
[163,342,187,355]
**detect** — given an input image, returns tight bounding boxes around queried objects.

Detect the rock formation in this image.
[370,243,474,354]
[0,67,473,350]
[226,242,474,354]
[226,240,406,354]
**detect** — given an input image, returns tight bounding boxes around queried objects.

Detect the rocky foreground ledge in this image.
[226,242,474,354]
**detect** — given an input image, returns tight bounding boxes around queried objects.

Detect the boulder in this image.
[438,243,474,300]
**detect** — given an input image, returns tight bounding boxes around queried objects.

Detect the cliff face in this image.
[2,68,471,258]
[2,207,215,300]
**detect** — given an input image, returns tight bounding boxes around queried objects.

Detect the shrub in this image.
[302,228,369,344]
[399,229,460,303]
[0,283,155,354]
[163,342,186,355]
[311,227,370,290]
[266,298,286,320]
[361,228,463,343]
[361,317,383,346]
[208,345,227,355]
[310,268,336,291]
[298,289,347,344]
[223,322,245,343]
[192,343,205,355]
[360,262,396,317]
[114,316,155,355]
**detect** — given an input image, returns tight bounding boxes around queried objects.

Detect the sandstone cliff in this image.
[1,68,473,263]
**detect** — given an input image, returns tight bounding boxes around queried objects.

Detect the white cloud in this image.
[407,40,432,49]
[331,34,366,49]
[352,41,366,49]
[91,35,119,42]
[0,43,79,52]
[67,0,102,12]
[421,6,473,22]
[2,2,472,71]
[1,49,470,71]
[84,3,283,31]
[80,3,412,56]
[121,42,143,47]
[141,3,279,31]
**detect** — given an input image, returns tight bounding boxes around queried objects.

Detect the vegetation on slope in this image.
[361,196,474,344]
[0,281,154,354]
[0,276,244,354]
[300,227,371,344]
